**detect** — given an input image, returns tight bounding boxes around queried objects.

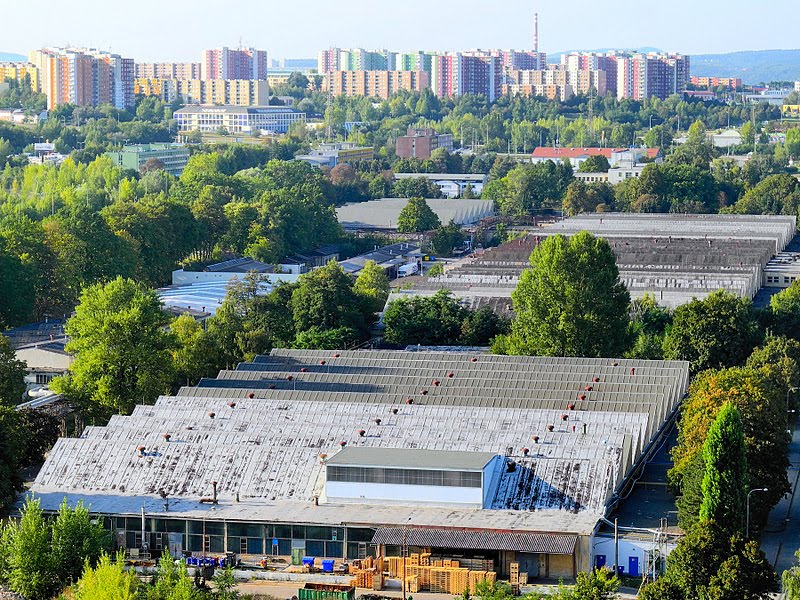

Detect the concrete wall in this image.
[592,534,677,578]
[325,481,483,507]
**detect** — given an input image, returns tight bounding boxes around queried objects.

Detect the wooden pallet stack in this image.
[449,568,470,594]
[510,562,520,596]
[406,575,420,594]
[405,565,430,588]
[430,567,451,594]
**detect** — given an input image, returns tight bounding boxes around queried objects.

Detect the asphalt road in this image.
[761,416,800,575]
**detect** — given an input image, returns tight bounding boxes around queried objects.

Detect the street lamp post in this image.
[746,488,769,537]
[786,386,799,414]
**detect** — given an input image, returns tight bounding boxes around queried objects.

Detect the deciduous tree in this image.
[396,197,441,232]
[51,277,176,419]
[498,232,630,357]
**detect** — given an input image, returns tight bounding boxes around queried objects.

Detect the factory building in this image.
[29,350,688,580]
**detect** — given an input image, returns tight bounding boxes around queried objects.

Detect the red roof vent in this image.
[339,441,347,447]
[247,392,255,399]
[447,372,454,378]
[579,394,587,401]
[391,408,399,414]
[163,433,171,441]
[533,436,540,443]
[319,360,327,366]
[630,367,636,375]
[374,418,382,425]
[406,398,414,405]
[433,380,440,386]
[319,453,328,461]
[561,414,568,421]
[593,377,600,383]
[228,402,237,408]
[137,446,146,456]
[522,448,530,456]
[333,353,341,358]
[547,424,554,432]
[612,361,619,367]
[286,375,293,381]
[585,386,593,392]
[358,429,366,437]
[421,389,428,395]
[208,412,216,419]
[470,357,478,363]
[300,367,307,372]
[568,403,575,410]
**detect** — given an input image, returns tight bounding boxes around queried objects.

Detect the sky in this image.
[2,0,797,61]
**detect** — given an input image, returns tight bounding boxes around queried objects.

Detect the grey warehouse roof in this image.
[337,198,494,230]
[326,448,496,471]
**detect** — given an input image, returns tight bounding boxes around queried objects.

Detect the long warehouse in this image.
[29,350,689,580]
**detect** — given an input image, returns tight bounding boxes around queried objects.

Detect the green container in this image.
[298,583,356,600]
[292,548,303,566]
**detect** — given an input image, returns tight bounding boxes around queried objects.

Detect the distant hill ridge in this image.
[692,49,800,84]
[0,52,26,62]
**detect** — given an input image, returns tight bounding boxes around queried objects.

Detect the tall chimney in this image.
[533,12,539,55]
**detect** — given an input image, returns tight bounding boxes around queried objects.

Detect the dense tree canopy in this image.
[663,290,762,373]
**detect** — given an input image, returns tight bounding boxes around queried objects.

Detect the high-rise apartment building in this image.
[616,53,690,101]
[0,62,40,92]
[134,78,269,106]
[29,47,134,109]
[135,62,201,80]
[561,51,689,100]
[327,71,429,99]
[504,69,606,101]
[431,53,502,101]
[201,47,268,80]
[317,48,395,73]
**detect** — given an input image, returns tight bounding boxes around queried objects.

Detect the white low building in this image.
[393,173,487,198]
[174,105,306,135]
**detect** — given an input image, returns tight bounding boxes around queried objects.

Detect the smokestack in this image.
[533,13,539,55]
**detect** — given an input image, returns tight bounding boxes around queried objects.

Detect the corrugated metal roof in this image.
[371,527,577,554]
[326,448,496,471]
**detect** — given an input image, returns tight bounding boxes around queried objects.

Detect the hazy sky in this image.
[3,0,796,61]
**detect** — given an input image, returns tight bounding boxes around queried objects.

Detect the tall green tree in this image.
[663,290,762,374]
[73,552,140,600]
[291,261,372,345]
[353,260,391,314]
[670,367,790,530]
[50,498,112,588]
[640,520,776,600]
[51,277,176,419]
[769,280,800,340]
[396,197,441,233]
[430,221,466,257]
[498,232,630,357]
[0,335,26,406]
[1,497,58,600]
[698,402,748,537]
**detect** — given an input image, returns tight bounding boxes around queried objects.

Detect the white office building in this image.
[174,105,306,134]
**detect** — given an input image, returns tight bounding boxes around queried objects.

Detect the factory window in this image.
[327,466,481,488]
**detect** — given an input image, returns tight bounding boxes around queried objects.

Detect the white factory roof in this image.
[29,350,688,536]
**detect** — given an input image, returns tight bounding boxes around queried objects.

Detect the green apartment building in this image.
[106,143,190,177]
